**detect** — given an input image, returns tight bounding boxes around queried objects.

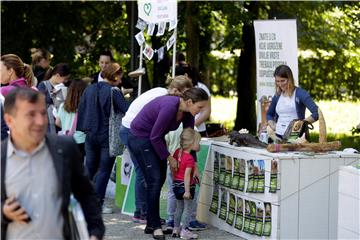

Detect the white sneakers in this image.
[180,228,198,239]
[128,68,145,78]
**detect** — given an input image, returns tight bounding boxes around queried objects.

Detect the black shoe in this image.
[145,226,154,234]
[152,229,165,240]
[162,228,172,235]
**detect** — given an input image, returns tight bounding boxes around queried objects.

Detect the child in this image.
[172,128,201,239]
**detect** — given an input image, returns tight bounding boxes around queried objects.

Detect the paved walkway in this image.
[103,199,243,240]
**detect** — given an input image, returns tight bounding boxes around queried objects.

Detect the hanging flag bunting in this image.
[166,33,176,50]
[157,46,164,62]
[135,31,146,46]
[147,23,155,36]
[156,22,166,36]
[135,18,147,31]
[143,44,154,60]
[168,19,177,31]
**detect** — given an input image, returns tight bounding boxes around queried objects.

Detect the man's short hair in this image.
[99,50,114,61]
[4,88,44,115]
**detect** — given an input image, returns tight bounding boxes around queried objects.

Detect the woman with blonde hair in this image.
[119,75,193,224]
[266,64,318,139]
[0,54,34,96]
[77,62,129,214]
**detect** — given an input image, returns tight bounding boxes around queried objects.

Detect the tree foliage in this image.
[1,1,359,131]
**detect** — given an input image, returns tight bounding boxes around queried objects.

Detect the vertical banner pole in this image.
[172,27,177,78]
[138,44,143,97]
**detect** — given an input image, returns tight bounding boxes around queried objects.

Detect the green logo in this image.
[144,3,152,16]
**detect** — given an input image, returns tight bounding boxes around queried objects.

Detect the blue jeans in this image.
[128,132,167,229]
[119,125,147,218]
[85,132,115,205]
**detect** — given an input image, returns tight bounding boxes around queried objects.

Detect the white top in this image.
[98,72,105,82]
[122,87,168,128]
[195,82,211,132]
[6,139,63,239]
[275,90,298,136]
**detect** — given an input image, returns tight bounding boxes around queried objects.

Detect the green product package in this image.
[247,174,254,193]
[213,152,220,183]
[263,202,272,236]
[219,189,227,220]
[219,154,226,185]
[269,160,278,193]
[255,202,264,236]
[269,173,277,193]
[231,174,240,189]
[238,173,245,191]
[243,200,251,233]
[209,185,219,214]
[226,193,236,226]
[248,201,257,234]
[234,197,244,231]
[224,170,232,187]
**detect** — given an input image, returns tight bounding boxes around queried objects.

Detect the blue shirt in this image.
[77,82,129,135]
[130,95,194,160]
[266,87,319,122]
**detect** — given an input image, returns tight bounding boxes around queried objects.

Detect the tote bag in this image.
[109,87,124,157]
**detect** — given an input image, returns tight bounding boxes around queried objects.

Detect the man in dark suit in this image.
[1,87,105,239]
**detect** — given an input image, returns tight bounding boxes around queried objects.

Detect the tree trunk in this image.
[185,1,200,69]
[234,2,259,133]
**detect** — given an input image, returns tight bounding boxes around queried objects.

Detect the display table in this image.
[197,140,360,239]
[337,165,360,239]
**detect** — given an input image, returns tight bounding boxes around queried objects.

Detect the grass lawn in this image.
[210,97,360,150]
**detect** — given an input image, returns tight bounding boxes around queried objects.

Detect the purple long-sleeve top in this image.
[0,78,27,96]
[130,95,194,160]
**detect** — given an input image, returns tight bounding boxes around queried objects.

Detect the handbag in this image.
[109,87,125,157]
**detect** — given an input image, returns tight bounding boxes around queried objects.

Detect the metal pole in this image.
[138,44,143,97]
[172,27,177,78]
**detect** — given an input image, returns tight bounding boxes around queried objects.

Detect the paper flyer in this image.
[213,151,220,184]
[166,33,176,50]
[263,202,272,236]
[219,188,227,220]
[147,22,155,36]
[226,193,236,226]
[246,160,255,193]
[209,184,219,215]
[156,22,166,36]
[238,159,245,191]
[234,197,244,231]
[256,160,265,193]
[255,201,264,236]
[135,31,145,46]
[231,158,240,189]
[249,201,257,234]
[224,156,232,187]
[253,160,259,192]
[143,44,154,60]
[219,154,226,185]
[243,200,251,233]
[269,160,278,193]
[168,19,177,31]
[135,18,147,31]
[157,46,164,62]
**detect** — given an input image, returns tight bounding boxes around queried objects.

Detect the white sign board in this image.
[254,19,298,128]
[138,0,177,23]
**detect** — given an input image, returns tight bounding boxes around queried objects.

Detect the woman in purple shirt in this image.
[128,88,209,240]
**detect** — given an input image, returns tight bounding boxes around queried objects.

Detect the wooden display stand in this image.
[197,140,360,239]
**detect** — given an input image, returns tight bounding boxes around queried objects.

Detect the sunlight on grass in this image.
[210,97,360,135]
